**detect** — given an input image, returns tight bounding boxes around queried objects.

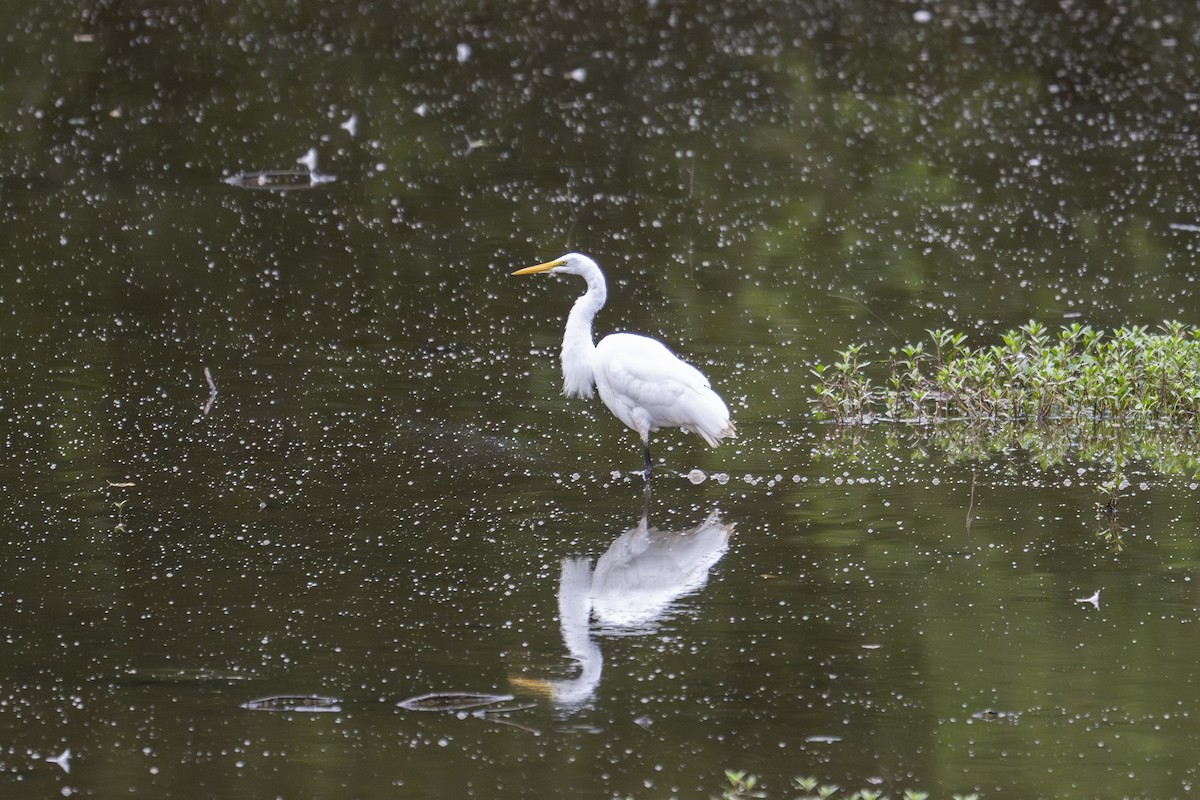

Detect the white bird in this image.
[512,253,736,479]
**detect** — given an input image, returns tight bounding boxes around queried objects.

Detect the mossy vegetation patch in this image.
[811,321,1200,426]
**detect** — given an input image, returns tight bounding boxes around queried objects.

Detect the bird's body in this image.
[512,252,735,479]
[593,333,733,447]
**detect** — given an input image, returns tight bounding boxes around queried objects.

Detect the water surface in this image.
[3,1,1200,797]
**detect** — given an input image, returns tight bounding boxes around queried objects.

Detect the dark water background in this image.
[4,1,1200,797]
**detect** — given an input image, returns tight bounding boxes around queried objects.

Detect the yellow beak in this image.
[512,258,565,276]
[508,675,555,699]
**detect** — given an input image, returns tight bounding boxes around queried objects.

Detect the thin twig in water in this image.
[203,367,218,415]
[827,292,901,342]
[476,703,537,715]
[471,705,541,734]
[965,469,977,534]
[561,169,580,252]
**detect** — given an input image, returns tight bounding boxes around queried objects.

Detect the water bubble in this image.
[687,469,706,484]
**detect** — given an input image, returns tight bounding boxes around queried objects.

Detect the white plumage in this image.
[512,252,735,478]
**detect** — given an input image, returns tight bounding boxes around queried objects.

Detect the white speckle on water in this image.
[296,148,318,171]
[45,748,71,773]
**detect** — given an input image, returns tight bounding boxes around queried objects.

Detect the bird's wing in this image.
[595,332,708,393]
[593,333,729,439]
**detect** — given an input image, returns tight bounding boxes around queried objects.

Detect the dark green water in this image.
[4,1,1200,797]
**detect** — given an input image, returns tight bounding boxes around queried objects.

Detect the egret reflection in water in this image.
[514,509,733,711]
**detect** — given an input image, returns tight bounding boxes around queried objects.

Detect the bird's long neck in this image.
[560,268,606,399]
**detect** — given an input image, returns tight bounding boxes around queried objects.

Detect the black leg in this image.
[642,442,653,482]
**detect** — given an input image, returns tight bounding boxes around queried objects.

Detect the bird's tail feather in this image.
[695,419,736,448]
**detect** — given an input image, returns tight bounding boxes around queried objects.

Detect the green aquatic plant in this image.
[813,321,1200,426]
[721,770,766,800]
[812,343,875,421]
[790,775,976,800]
[812,322,1200,474]
[700,772,981,800]
[811,322,1200,525]
[627,771,983,800]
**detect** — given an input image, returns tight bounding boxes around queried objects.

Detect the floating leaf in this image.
[241,695,341,713]
[222,170,336,191]
[970,709,1020,723]
[396,692,514,712]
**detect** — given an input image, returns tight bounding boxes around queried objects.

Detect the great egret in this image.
[512,252,735,479]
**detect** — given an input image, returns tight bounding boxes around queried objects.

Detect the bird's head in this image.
[511,252,598,278]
